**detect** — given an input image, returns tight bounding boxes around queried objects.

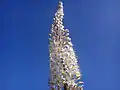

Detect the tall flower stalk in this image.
[49,1,84,90]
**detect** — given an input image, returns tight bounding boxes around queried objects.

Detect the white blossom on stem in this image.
[49,1,84,89]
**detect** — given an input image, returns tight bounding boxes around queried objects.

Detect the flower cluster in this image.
[49,1,84,89]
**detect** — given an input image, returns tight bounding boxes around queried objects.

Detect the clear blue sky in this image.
[0,0,120,90]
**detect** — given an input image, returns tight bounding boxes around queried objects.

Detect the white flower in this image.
[49,1,83,89]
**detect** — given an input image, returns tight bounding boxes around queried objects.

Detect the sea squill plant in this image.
[49,1,84,90]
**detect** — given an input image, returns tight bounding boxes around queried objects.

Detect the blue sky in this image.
[0,0,120,90]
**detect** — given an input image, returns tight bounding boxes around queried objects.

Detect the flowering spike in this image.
[49,1,84,90]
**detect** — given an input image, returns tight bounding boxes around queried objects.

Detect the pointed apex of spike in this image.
[59,1,63,5]
[58,1,63,7]
[56,0,64,17]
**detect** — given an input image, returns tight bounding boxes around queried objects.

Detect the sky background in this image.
[0,0,120,90]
